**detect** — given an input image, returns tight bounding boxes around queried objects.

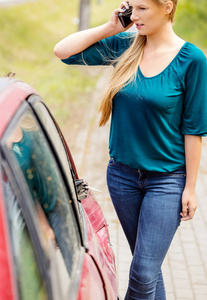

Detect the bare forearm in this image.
[54,22,118,59]
[184,135,202,190]
[180,135,202,221]
[54,2,133,59]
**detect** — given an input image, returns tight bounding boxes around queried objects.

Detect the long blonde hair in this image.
[98,0,178,126]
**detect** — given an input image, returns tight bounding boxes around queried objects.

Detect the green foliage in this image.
[0,0,206,127]
[174,0,207,51]
[91,0,121,27]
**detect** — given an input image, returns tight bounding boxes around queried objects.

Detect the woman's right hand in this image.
[54,1,134,59]
[108,1,134,34]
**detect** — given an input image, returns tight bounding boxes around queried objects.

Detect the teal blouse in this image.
[62,32,207,172]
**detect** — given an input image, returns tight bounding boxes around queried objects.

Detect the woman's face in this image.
[130,0,171,35]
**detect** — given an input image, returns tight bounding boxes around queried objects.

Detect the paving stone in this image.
[188,266,206,276]
[191,275,207,285]
[164,282,174,293]
[195,296,207,300]
[171,270,190,279]
[175,288,194,299]
[166,293,176,300]
[177,298,194,300]
[173,278,191,289]
[193,284,207,294]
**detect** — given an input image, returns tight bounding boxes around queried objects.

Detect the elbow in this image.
[53,43,61,58]
[53,43,68,60]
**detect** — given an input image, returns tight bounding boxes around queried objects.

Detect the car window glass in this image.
[33,100,77,203]
[1,167,47,300]
[5,109,81,297]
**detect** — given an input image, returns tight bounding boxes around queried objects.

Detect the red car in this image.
[0,76,117,300]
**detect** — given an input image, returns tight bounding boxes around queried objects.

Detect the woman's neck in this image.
[145,23,181,51]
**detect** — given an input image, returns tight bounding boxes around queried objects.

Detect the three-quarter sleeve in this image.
[181,50,207,136]
[61,32,135,66]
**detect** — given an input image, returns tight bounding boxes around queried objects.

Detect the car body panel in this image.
[81,192,117,300]
[0,79,38,139]
[0,77,117,300]
[77,253,106,300]
[0,169,16,300]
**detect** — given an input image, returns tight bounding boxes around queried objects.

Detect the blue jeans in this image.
[107,158,186,300]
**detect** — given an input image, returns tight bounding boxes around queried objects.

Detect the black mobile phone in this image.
[118,5,132,28]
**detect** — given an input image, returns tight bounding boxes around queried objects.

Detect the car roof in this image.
[0,77,39,139]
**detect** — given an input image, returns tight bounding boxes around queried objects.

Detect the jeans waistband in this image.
[109,158,186,177]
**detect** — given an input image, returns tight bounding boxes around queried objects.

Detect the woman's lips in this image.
[136,24,144,29]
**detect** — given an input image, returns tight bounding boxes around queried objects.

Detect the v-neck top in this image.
[138,41,187,79]
[62,32,207,172]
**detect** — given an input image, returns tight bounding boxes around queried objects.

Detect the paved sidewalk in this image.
[71,76,207,300]
[162,137,207,300]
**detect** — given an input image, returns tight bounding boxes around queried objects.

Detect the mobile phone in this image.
[118,5,132,28]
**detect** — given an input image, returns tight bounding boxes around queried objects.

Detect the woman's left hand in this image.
[180,187,197,221]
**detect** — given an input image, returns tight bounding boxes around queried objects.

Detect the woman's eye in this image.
[140,7,146,10]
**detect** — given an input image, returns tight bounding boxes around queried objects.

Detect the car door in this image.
[27,95,108,300]
[27,95,116,300]
[0,101,85,300]
[1,163,50,300]
[0,97,107,300]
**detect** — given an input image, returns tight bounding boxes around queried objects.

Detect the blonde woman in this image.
[54,0,207,299]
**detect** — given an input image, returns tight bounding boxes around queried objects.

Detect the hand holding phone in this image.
[118,5,133,28]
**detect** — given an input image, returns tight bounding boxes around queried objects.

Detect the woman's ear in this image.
[165,1,173,15]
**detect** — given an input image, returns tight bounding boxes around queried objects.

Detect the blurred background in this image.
[1,0,207,141]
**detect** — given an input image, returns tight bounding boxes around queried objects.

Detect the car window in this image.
[31,99,87,247]
[1,167,47,300]
[32,99,77,204]
[4,108,81,298]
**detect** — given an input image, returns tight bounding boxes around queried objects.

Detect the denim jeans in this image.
[107,158,186,300]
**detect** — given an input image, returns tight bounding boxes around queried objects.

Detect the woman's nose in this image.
[130,11,138,23]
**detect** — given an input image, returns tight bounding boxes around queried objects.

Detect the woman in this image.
[54,0,207,299]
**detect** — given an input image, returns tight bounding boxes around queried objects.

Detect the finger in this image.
[120,1,130,9]
[180,210,189,220]
[180,215,191,221]
[182,201,188,218]
[188,204,196,219]
[114,8,125,15]
[180,208,195,221]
